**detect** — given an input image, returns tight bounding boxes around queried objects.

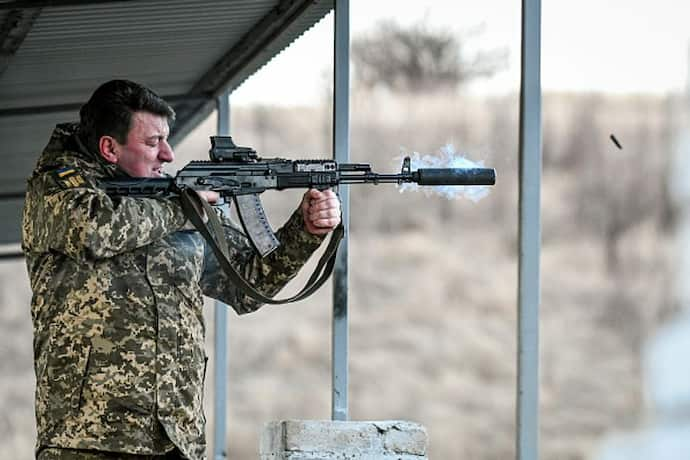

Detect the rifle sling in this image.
[179,188,343,305]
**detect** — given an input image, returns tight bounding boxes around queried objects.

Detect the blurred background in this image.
[3,0,690,458]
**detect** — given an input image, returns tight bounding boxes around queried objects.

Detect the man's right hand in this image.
[197,190,220,204]
[180,190,219,231]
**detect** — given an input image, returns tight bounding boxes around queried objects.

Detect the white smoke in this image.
[396,143,492,202]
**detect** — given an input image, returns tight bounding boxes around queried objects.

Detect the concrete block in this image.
[260,420,428,459]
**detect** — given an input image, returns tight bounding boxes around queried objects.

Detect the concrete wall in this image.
[260,420,428,460]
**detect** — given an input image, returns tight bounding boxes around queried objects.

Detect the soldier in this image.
[21,80,341,460]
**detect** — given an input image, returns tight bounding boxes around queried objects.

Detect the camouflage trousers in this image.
[37,447,185,459]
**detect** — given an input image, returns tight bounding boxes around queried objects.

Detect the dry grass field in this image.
[0,90,682,459]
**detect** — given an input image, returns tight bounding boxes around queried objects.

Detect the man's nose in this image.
[159,140,175,162]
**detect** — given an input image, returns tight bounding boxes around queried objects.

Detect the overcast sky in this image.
[231,0,690,106]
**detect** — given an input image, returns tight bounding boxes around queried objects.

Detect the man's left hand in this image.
[301,189,341,235]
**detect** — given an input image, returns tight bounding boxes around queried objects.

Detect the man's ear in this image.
[98,136,119,164]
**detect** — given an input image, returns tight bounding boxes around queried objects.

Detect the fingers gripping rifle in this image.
[99,136,496,303]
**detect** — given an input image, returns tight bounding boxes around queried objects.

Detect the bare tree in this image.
[352,20,507,93]
[561,96,671,273]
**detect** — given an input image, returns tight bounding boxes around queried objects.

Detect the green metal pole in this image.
[331,0,350,422]
[517,0,542,459]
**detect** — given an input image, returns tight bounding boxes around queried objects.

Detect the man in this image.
[21,80,341,459]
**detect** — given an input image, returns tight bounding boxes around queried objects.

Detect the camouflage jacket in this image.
[22,123,325,459]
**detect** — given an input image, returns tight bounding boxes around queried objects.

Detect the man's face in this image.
[106,111,174,178]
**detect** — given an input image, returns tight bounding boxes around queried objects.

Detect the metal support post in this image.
[331,0,350,422]
[517,0,542,459]
[213,91,231,460]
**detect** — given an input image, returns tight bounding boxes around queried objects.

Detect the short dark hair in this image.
[79,79,175,154]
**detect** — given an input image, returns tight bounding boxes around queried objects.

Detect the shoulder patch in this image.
[53,167,86,189]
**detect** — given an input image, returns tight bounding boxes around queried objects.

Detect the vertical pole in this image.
[213,91,231,460]
[331,0,350,422]
[517,0,541,459]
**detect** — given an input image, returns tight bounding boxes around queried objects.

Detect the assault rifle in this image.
[100,136,496,256]
[99,136,496,304]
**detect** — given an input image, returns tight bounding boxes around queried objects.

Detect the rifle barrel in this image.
[338,168,495,186]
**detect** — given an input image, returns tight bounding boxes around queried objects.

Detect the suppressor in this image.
[416,168,496,186]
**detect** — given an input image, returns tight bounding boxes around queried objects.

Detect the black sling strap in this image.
[179,188,344,305]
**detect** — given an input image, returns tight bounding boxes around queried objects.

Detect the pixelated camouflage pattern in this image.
[38,446,182,459]
[23,123,325,460]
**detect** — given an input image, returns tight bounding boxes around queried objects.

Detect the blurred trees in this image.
[540,94,678,351]
[548,95,675,274]
[225,21,683,459]
[351,20,507,93]
[228,89,682,460]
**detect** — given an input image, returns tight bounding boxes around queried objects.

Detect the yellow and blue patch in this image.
[53,167,86,189]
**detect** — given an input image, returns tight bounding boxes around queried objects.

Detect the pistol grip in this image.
[233,194,280,257]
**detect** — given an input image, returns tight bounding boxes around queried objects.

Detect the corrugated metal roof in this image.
[2,1,276,107]
[0,0,334,246]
